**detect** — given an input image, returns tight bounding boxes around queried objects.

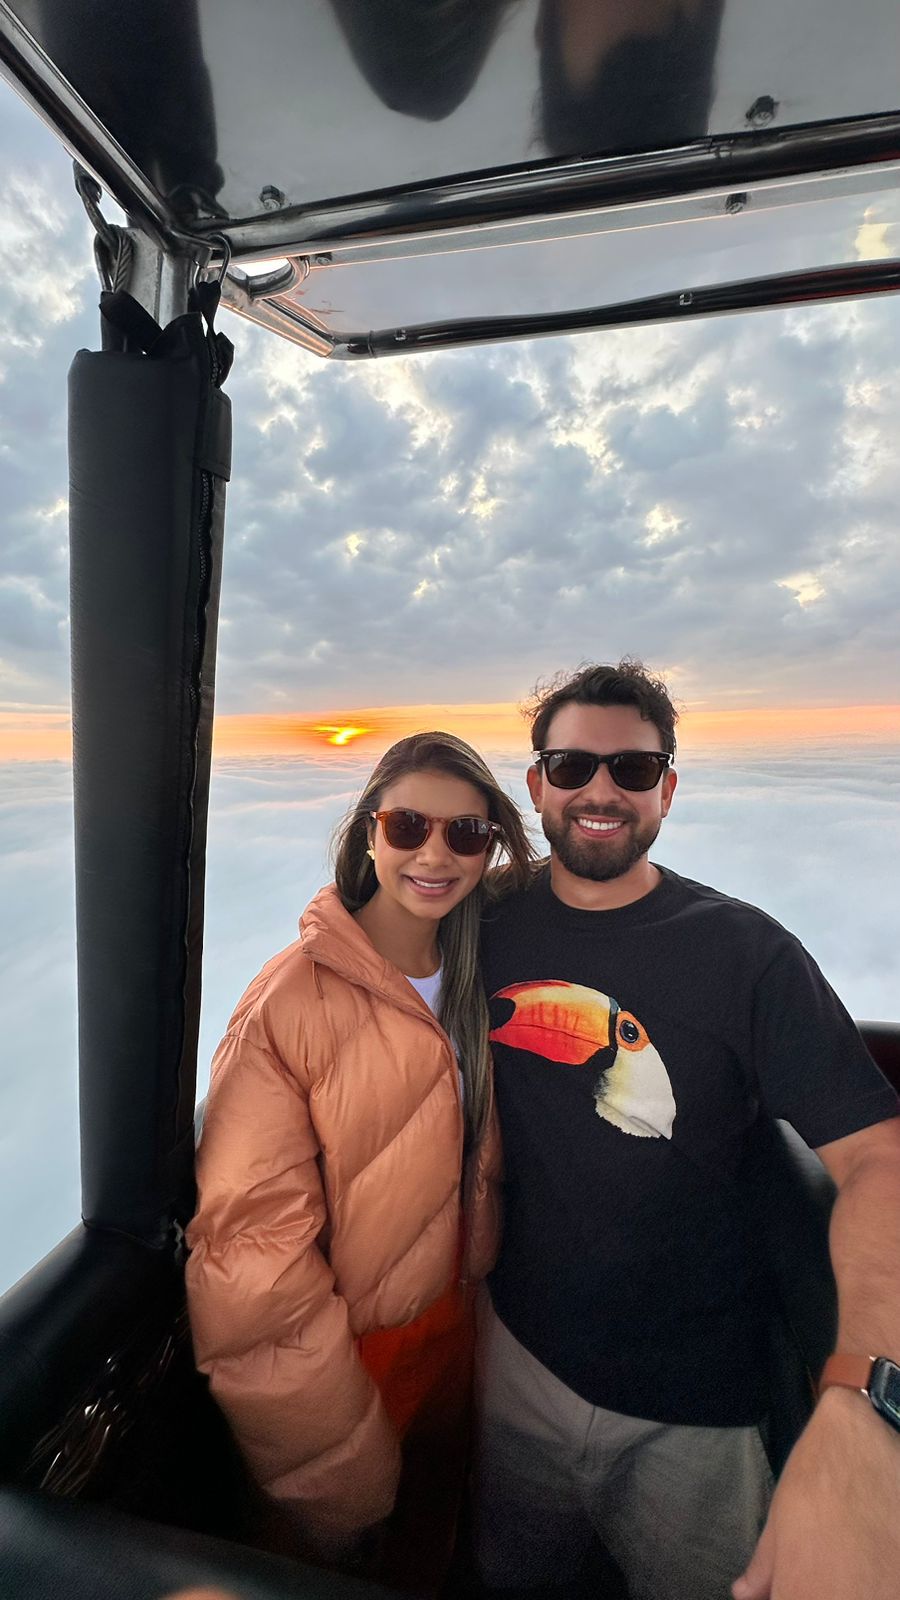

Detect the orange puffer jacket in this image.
[185,884,501,1542]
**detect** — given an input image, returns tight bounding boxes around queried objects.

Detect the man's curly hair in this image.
[525,659,678,757]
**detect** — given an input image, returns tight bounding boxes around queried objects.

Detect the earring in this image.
[366,846,375,860]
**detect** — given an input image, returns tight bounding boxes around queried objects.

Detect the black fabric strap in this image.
[99,290,164,355]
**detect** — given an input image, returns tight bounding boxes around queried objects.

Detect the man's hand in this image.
[732,1387,900,1599]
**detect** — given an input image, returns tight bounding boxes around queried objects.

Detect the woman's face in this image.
[369,769,492,925]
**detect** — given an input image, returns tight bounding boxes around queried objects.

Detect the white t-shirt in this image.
[406,967,464,1104]
[406,967,442,1014]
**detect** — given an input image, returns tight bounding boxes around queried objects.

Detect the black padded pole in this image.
[68,289,232,1246]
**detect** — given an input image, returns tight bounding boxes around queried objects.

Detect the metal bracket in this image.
[119,231,198,328]
[74,162,206,326]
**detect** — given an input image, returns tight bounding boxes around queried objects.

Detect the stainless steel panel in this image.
[5,0,900,229]
[3,0,900,356]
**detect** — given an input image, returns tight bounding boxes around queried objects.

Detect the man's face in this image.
[527,702,677,882]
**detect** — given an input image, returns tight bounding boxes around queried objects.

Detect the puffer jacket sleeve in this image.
[185,1025,401,1541]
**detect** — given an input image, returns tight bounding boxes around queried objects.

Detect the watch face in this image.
[870,1359,900,1433]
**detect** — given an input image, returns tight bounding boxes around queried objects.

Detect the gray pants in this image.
[473,1296,773,1600]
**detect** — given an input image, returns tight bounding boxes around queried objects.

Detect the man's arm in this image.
[819,1115,900,1354]
[734,1114,900,1600]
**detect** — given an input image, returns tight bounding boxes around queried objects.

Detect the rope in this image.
[74,164,134,293]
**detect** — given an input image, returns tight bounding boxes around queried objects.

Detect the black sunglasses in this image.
[534,749,672,792]
[371,808,500,856]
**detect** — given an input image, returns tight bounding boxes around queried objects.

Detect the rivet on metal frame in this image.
[746,96,778,127]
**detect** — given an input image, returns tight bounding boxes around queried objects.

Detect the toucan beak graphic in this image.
[490,980,614,1066]
[491,980,676,1140]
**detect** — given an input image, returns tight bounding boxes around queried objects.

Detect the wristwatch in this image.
[818,1354,900,1435]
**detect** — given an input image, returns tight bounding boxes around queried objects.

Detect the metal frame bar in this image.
[220,269,335,357]
[353,257,900,357]
[260,159,900,272]
[203,111,900,262]
[0,1,174,247]
[220,256,900,361]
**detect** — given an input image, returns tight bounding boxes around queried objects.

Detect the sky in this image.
[3,67,900,723]
[1,62,899,1293]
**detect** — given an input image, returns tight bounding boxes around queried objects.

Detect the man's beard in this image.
[541,807,662,882]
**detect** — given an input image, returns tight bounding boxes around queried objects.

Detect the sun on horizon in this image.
[315,724,372,747]
[1,701,899,763]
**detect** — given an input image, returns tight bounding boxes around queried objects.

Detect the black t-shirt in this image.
[482,865,898,1426]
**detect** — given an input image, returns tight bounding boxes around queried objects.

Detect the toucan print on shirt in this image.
[490,980,676,1139]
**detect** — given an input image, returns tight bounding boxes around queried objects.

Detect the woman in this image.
[185,732,534,1590]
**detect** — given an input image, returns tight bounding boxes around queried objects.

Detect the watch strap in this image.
[818,1353,876,1398]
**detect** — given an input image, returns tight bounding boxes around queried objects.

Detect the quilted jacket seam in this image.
[337,1066,451,1195]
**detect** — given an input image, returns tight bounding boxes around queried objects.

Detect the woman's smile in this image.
[403,873,458,896]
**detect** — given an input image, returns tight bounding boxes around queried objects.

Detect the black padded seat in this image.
[745,1119,837,1473]
[859,1021,900,1094]
[0,1488,396,1600]
[752,1019,900,1470]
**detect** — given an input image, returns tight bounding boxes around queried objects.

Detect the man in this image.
[476,660,900,1600]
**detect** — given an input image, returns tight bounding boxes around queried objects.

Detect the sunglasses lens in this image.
[544,752,598,789]
[446,817,494,856]
[610,753,665,791]
[382,809,429,849]
[541,751,667,791]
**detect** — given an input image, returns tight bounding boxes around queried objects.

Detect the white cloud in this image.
[643,504,683,545]
[777,571,825,607]
[0,174,91,329]
[854,208,893,261]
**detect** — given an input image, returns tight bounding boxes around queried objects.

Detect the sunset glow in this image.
[1,702,898,764]
[209,701,900,759]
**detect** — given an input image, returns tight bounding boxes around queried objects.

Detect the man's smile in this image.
[566,805,634,839]
[572,816,626,834]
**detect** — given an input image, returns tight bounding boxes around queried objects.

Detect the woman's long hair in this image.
[333,732,536,1147]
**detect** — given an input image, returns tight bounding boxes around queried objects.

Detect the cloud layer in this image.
[2,737,897,1295]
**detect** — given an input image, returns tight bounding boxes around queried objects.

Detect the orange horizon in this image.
[1,701,898,764]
